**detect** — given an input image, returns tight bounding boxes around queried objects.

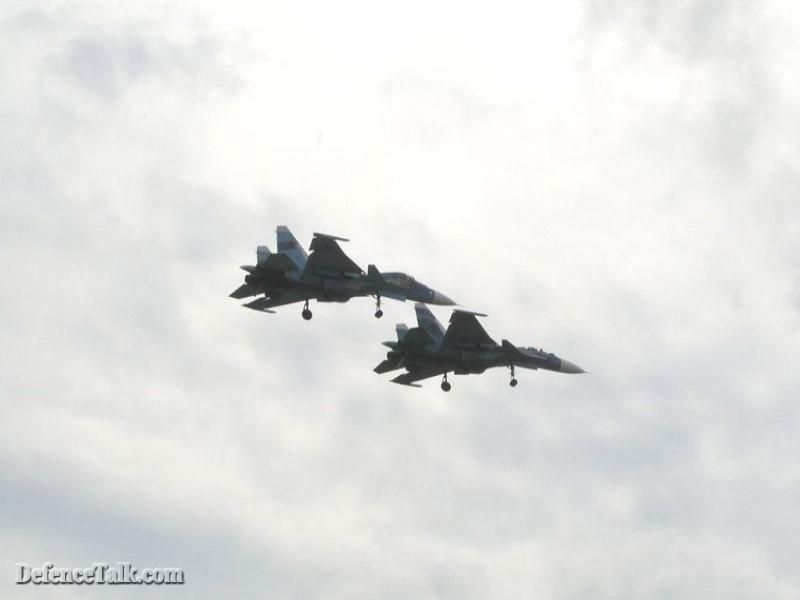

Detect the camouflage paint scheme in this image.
[230,227,455,318]
[375,304,584,390]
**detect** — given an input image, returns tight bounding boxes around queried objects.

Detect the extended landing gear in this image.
[509,364,518,388]
[374,294,383,319]
[441,373,451,392]
[301,300,313,320]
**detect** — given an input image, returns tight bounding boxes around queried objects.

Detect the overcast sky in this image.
[2,1,800,598]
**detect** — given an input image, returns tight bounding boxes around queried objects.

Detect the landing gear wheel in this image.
[509,378,518,387]
[302,300,312,320]
[374,294,383,319]
[441,374,451,392]
[375,309,384,319]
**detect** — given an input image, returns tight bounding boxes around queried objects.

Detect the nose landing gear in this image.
[301,300,313,320]
[509,364,518,387]
[374,294,383,319]
[441,373,451,392]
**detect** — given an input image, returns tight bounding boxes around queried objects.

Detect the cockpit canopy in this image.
[383,272,416,286]
[525,346,554,356]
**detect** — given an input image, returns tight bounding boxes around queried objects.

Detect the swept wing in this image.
[442,310,497,348]
[304,232,363,276]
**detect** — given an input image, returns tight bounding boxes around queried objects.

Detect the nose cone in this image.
[559,359,585,374]
[430,290,456,306]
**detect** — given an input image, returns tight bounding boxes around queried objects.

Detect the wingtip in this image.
[312,231,350,242]
[452,308,488,317]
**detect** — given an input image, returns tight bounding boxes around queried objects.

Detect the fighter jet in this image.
[230,226,456,319]
[375,303,584,390]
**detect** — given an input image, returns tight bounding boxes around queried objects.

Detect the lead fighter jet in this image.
[230,226,455,319]
[375,303,585,390]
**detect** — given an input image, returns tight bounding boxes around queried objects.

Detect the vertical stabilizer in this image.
[256,245,271,266]
[276,226,308,270]
[414,303,445,342]
[396,323,409,342]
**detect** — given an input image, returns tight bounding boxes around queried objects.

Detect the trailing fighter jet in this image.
[230,226,456,319]
[375,303,584,390]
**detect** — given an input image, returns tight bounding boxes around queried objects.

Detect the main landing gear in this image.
[301,300,313,320]
[441,373,451,392]
[374,294,383,319]
[509,364,518,387]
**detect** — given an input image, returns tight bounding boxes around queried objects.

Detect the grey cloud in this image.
[582,1,761,62]
[0,459,325,599]
[578,0,783,181]
[39,20,248,101]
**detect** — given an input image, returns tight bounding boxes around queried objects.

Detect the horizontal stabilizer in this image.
[389,365,447,386]
[374,357,404,374]
[242,297,276,313]
[230,283,259,299]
